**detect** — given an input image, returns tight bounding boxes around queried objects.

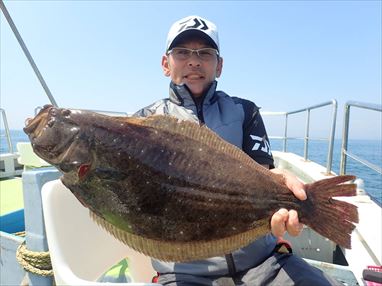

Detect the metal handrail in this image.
[340,101,382,175]
[261,99,338,174]
[0,108,14,153]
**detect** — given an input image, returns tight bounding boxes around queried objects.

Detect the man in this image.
[135,15,342,286]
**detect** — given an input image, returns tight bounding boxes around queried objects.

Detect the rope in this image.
[14,231,26,237]
[16,242,53,276]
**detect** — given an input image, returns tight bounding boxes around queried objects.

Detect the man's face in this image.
[162,38,223,97]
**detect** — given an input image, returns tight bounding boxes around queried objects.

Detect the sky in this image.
[1,0,381,140]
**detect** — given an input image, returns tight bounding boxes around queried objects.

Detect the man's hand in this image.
[269,168,306,238]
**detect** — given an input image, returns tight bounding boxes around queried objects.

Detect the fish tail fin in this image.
[301,175,358,249]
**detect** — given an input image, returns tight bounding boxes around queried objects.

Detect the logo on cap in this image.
[177,17,209,33]
[166,15,219,52]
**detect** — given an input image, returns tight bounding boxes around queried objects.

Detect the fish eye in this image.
[62,109,71,117]
[49,108,57,116]
[47,117,56,127]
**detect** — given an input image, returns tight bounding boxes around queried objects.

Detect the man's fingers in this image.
[292,188,307,201]
[270,168,307,200]
[271,209,304,238]
[271,208,288,238]
[286,210,303,237]
[285,179,307,201]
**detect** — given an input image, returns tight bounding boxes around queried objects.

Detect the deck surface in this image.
[0,177,24,215]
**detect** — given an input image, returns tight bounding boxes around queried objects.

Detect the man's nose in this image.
[187,51,202,66]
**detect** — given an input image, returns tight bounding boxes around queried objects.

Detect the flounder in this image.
[24,105,358,262]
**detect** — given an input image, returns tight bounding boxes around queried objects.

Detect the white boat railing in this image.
[0,108,15,153]
[261,99,337,175]
[340,101,382,176]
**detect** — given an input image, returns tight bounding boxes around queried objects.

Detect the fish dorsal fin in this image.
[134,115,257,168]
[127,115,282,183]
[130,115,280,180]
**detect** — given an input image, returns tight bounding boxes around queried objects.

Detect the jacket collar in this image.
[169,80,218,108]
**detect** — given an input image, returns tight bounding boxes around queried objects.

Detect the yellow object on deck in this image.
[0,177,23,216]
[17,142,50,168]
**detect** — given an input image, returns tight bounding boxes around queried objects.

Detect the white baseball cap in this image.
[166,16,220,52]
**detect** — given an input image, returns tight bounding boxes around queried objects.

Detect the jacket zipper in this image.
[196,104,205,124]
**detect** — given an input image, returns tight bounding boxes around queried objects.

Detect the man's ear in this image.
[216,57,223,78]
[162,55,171,77]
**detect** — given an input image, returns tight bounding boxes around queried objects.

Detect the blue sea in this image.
[1,130,381,205]
[270,139,381,205]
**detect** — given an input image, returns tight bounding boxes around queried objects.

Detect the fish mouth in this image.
[24,105,79,161]
[24,105,53,137]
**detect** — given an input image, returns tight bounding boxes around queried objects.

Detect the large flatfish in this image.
[24,105,358,262]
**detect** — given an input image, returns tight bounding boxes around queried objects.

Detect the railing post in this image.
[326,100,337,174]
[340,103,351,175]
[304,109,310,160]
[0,108,14,153]
[262,100,338,167]
[283,114,288,152]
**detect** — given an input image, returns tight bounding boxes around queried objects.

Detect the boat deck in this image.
[0,176,25,233]
[344,196,382,283]
[0,176,23,216]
